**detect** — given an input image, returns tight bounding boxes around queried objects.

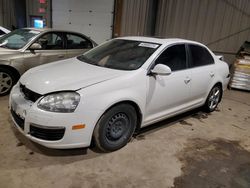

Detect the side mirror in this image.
[29,43,42,50]
[150,64,172,76]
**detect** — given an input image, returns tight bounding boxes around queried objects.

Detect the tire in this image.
[0,67,19,96]
[204,85,222,112]
[93,104,137,152]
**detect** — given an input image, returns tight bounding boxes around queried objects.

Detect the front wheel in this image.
[93,104,137,152]
[0,67,18,96]
[204,85,222,112]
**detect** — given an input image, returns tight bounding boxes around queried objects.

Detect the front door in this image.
[144,44,192,125]
[23,32,66,71]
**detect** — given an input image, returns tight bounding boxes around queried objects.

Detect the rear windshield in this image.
[77,39,160,70]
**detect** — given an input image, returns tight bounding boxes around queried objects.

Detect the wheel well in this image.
[214,82,223,102]
[0,65,20,80]
[104,101,142,132]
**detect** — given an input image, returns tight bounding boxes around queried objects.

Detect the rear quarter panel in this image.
[215,59,230,91]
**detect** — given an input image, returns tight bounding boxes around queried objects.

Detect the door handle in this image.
[184,78,191,84]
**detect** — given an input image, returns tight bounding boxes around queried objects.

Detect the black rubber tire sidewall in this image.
[0,67,18,96]
[94,104,137,152]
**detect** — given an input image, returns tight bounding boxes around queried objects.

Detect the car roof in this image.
[117,36,202,45]
[23,27,83,34]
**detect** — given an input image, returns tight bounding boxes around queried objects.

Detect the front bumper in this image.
[9,84,103,149]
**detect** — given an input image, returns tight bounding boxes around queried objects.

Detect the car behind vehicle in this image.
[0,28,97,96]
[9,37,230,152]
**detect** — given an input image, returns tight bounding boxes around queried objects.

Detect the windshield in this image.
[0,29,40,49]
[77,39,160,70]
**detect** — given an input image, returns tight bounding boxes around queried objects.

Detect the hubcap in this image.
[106,113,129,141]
[208,87,220,110]
[0,72,12,94]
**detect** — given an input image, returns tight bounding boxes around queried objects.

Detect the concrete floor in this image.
[0,89,249,188]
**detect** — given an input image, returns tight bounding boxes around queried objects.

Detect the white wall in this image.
[52,0,114,44]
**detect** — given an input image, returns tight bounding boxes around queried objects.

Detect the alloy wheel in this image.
[0,72,12,95]
[208,86,220,111]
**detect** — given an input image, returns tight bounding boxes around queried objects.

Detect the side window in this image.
[155,44,186,71]
[66,33,93,49]
[36,33,64,50]
[189,45,214,67]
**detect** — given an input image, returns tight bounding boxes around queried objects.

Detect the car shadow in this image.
[2,107,213,170]
[134,107,210,137]
[9,107,209,158]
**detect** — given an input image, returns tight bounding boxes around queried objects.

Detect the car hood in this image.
[20,57,128,95]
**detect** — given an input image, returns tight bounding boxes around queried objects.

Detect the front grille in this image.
[10,108,24,130]
[30,124,65,141]
[20,84,42,102]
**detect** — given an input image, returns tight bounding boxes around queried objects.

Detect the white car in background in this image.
[9,37,230,152]
[0,26,10,37]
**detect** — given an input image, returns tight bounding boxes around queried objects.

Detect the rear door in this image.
[187,44,215,105]
[145,44,192,124]
[65,32,93,58]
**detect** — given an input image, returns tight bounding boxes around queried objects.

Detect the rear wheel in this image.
[0,67,18,96]
[204,85,222,112]
[93,104,137,152]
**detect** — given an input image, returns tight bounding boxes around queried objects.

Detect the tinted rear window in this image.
[189,45,214,67]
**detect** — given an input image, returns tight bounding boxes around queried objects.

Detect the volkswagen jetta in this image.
[9,37,230,152]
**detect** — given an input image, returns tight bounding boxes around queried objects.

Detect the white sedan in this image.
[9,37,230,152]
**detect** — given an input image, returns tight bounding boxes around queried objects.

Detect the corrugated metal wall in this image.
[0,0,16,29]
[120,0,156,36]
[155,0,250,52]
[120,0,250,63]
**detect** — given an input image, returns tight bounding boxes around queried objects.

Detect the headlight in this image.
[37,92,80,113]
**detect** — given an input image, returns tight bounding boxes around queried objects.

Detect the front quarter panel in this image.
[0,58,26,75]
[76,69,147,129]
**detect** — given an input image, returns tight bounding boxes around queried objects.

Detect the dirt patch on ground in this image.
[179,120,193,126]
[191,112,210,123]
[173,138,250,188]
